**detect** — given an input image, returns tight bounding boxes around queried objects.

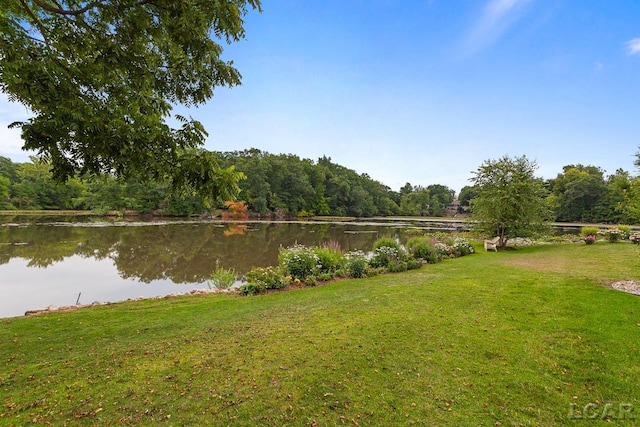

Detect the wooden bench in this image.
[484,237,500,252]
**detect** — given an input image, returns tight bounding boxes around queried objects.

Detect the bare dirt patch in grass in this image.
[497,253,578,274]
[495,243,640,286]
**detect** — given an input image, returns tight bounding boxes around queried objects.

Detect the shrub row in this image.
[581,225,637,244]
[236,236,475,296]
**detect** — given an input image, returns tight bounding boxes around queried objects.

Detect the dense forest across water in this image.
[1,149,639,224]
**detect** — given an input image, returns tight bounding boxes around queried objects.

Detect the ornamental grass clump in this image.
[207,260,237,290]
[580,226,600,237]
[373,237,401,251]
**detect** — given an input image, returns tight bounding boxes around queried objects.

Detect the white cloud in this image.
[626,38,640,55]
[462,0,532,56]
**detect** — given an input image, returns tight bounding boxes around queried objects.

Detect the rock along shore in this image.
[24,288,235,317]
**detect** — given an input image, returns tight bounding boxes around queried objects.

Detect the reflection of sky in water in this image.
[0,255,207,318]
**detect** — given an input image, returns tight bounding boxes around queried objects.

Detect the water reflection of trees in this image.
[0,222,401,284]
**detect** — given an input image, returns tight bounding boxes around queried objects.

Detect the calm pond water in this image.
[0,217,464,318]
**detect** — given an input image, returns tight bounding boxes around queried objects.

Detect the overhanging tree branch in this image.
[18,0,51,45]
[2,0,262,203]
[31,0,104,16]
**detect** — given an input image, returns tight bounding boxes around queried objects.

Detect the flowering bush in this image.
[452,237,475,256]
[599,228,624,243]
[245,266,287,290]
[630,232,640,245]
[616,225,632,240]
[583,235,597,245]
[369,246,402,268]
[406,237,439,264]
[237,235,477,297]
[434,242,454,259]
[278,244,321,280]
[344,250,368,278]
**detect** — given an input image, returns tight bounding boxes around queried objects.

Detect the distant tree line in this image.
[0,155,206,215]
[460,163,640,224]
[1,149,639,223]
[0,151,455,217]
[215,149,455,217]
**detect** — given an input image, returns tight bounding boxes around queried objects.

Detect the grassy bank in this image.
[1,242,639,425]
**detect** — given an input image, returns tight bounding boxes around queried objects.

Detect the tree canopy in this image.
[621,176,640,223]
[458,185,477,211]
[0,152,462,217]
[0,0,260,204]
[217,151,403,217]
[546,165,607,223]
[397,183,455,216]
[470,155,551,247]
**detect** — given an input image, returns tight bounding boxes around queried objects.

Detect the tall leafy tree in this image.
[426,184,455,216]
[0,0,260,203]
[621,177,640,224]
[399,185,430,216]
[11,157,84,209]
[593,169,630,223]
[0,156,18,182]
[548,165,607,222]
[0,175,12,209]
[458,185,477,212]
[0,156,17,209]
[621,148,640,223]
[470,155,551,248]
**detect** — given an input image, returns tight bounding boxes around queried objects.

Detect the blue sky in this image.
[1,0,639,193]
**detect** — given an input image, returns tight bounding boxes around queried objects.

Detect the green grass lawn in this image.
[1,242,639,426]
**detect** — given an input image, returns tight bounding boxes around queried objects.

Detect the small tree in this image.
[470,155,551,248]
[222,200,249,219]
